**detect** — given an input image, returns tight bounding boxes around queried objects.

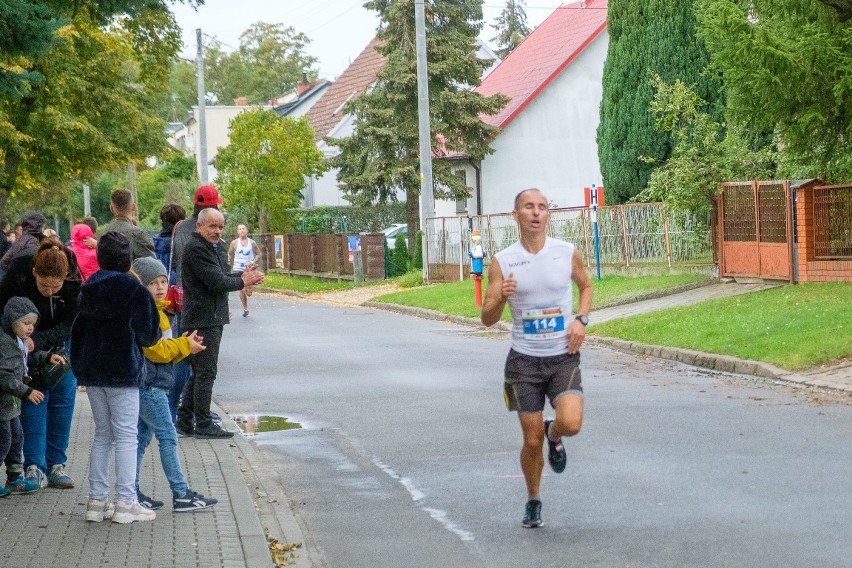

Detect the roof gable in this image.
[476,0,607,130]
[305,38,385,142]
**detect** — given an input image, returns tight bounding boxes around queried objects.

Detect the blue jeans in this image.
[137,387,187,497]
[169,312,191,421]
[19,365,77,473]
[86,386,139,504]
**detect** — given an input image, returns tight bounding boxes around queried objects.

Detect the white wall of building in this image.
[480,31,608,214]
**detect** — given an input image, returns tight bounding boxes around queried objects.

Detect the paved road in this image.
[215,294,851,568]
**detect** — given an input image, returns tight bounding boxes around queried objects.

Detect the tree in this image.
[597,0,725,204]
[490,0,531,58]
[204,22,319,105]
[696,0,852,180]
[331,0,507,248]
[215,108,327,234]
[0,1,190,220]
[634,76,776,225]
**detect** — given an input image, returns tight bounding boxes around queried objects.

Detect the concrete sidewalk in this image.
[0,393,283,568]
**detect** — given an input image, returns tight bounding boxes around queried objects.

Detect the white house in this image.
[463,0,608,214]
[304,38,501,211]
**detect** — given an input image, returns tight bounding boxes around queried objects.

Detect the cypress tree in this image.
[597,0,724,204]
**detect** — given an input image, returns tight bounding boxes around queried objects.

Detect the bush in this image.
[386,233,410,277]
[398,269,423,288]
[412,229,423,269]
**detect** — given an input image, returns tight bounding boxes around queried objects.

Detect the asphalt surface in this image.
[2,280,849,567]
[218,284,851,568]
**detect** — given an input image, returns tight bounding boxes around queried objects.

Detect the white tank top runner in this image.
[495,237,575,357]
[232,239,256,272]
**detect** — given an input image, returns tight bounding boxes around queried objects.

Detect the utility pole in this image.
[414,0,434,280]
[196,28,209,185]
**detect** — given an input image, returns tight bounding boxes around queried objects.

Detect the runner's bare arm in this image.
[567,250,593,354]
[482,257,514,327]
[572,250,592,317]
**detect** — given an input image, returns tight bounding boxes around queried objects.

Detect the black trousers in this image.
[177,325,223,430]
[1,415,23,479]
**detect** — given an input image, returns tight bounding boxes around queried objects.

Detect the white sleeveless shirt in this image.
[495,237,575,357]
[232,238,256,272]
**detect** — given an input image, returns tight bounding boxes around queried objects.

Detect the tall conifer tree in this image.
[597,0,724,204]
[491,0,531,58]
[330,0,507,245]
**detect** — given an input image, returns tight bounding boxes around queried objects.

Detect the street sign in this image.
[584,185,605,208]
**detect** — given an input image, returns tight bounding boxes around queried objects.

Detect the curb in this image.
[209,401,277,568]
[361,302,852,394]
[213,399,310,568]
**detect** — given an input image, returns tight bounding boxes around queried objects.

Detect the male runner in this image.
[481,188,593,528]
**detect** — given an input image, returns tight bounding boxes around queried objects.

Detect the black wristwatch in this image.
[575,315,589,326]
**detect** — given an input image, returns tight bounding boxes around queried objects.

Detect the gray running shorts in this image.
[503,349,583,413]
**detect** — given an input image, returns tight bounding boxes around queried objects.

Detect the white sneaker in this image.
[85,498,115,522]
[112,500,156,524]
[24,465,47,489]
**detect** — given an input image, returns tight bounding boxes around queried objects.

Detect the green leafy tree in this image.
[696,0,852,180]
[0,1,190,220]
[635,76,776,225]
[597,0,724,204]
[215,108,327,234]
[331,0,507,249]
[490,0,531,58]
[204,22,318,105]
[135,155,198,227]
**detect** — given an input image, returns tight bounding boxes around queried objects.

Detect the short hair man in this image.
[481,188,593,529]
[102,189,155,261]
[176,208,264,438]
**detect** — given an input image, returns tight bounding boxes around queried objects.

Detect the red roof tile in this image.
[476,0,607,130]
[306,37,386,142]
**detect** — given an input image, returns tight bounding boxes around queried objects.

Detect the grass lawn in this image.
[589,282,852,370]
[262,272,360,294]
[373,272,710,320]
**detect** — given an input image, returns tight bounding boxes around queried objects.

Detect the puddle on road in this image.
[232,414,302,437]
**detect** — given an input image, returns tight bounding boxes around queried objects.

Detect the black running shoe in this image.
[175,421,194,438]
[522,499,543,528]
[194,424,234,439]
[137,491,164,510]
[544,419,567,473]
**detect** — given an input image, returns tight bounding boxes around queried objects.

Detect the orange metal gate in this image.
[717,181,793,281]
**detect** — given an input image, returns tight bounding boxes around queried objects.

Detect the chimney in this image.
[297,72,311,96]
[233,96,249,106]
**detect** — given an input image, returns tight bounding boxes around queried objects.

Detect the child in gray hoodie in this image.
[0,297,64,495]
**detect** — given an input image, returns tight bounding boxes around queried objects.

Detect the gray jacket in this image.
[0,297,49,421]
[102,216,156,262]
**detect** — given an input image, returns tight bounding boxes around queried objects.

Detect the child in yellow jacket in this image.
[132,257,217,513]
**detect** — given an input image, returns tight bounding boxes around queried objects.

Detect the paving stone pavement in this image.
[0,393,275,568]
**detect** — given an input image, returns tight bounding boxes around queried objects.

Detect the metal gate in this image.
[717,181,793,281]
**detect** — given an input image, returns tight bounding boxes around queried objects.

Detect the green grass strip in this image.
[374,273,710,320]
[590,282,851,370]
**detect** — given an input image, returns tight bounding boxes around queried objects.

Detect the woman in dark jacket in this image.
[0,237,81,489]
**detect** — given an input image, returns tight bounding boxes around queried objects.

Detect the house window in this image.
[455,169,467,214]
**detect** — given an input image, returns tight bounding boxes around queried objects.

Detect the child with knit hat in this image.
[0,297,63,495]
[131,256,216,512]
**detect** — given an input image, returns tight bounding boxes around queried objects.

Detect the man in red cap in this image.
[167,185,223,423]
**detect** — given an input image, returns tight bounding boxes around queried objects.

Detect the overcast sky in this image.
[170,1,569,80]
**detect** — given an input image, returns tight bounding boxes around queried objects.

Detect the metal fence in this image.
[424,203,712,282]
[813,184,852,259]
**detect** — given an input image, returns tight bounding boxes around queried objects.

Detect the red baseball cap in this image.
[194,185,223,206]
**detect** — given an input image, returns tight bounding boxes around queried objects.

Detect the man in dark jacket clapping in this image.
[176,209,264,439]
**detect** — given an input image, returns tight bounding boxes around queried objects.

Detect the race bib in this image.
[521,307,565,339]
